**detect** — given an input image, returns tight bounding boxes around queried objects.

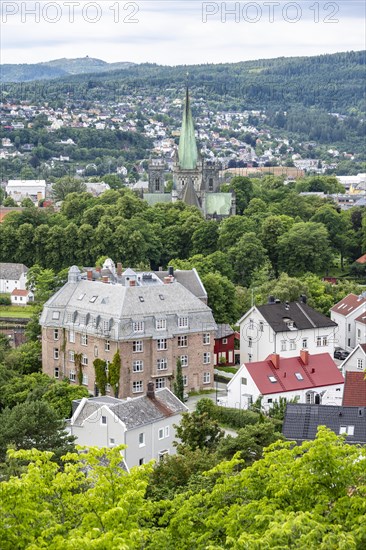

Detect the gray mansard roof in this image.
[40,277,216,339]
[71,389,187,430]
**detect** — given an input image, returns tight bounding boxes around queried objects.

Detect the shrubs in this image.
[0,295,11,306]
[196,398,261,430]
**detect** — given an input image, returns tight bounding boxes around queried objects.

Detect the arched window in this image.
[209,177,213,191]
[155,177,160,191]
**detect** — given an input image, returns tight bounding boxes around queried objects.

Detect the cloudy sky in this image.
[1,1,365,65]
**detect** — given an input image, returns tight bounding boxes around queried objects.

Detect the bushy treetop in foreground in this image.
[0,428,365,549]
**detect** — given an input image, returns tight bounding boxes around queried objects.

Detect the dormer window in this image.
[89,296,98,303]
[268,376,277,383]
[283,317,296,330]
[52,311,60,320]
[78,293,85,301]
[295,372,304,381]
[178,316,188,329]
[133,321,144,333]
[156,319,166,330]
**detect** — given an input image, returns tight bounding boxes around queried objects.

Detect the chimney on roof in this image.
[268,295,275,304]
[164,276,174,284]
[285,301,290,310]
[271,353,280,369]
[147,381,155,399]
[284,372,286,378]
[117,262,122,276]
[129,279,136,287]
[102,276,109,284]
[96,266,101,273]
[300,349,309,365]
[300,294,307,304]
[311,368,315,374]
[87,270,93,281]
[168,266,174,277]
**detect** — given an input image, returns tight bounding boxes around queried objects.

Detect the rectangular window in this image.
[339,425,355,436]
[69,350,75,362]
[302,338,308,349]
[139,458,144,466]
[105,340,110,352]
[348,338,351,347]
[133,321,144,333]
[157,338,167,350]
[322,336,328,346]
[54,367,59,379]
[357,359,363,370]
[248,354,253,362]
[81,334,88,346]
[53,329,59,340]
[82,373,88,385]
[259,321,264,332]
[139,432,145,446]
[103,320,110,333]
[81,354,88,366]
[165,426,169,437]
[156,318,167,330]
[54,348,59,360]
[241,377,247,385]
[348,323,351,332]
[249,318,254,330]
[203,333,210,345]
[248,337,252,348]
[183,374,188,387]
[67,312,73,323]
[316,336,322,347]
[267,398,273,403]
[357,328,361,338]
[109,438,115,446]
[203,352,210,364]
[178,316,188,328]
[155,377,166,389]
[69,330,75,343]
[178,335,188,347]
[281,340,287,351]
[158,428,164,440]
[157,358,167,371]
[290,340,296,350]
[69,370,76,382]
[94,346,98,358]
[133,381,143,393]
[222,338,228,345]
[180,355,188,367]
[101,415,107,425]
[52,311,60,320]
[158,450,169,461]
[133,340,143,352]
[203,372,211,384]
[133,360,144,373]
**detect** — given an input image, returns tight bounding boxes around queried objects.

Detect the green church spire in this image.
[178,87,199,170]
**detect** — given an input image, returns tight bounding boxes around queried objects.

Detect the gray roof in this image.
[72,389,187,430]
[257,301,337,333]
[204,193,233,216]
[40,277,216,339]
[0,263,28,280]
[154,268,207,302]
[282,403,366,444]
[215,324,236,339]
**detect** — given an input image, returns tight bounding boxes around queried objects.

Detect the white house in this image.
[330,293,366,351]
[68,383,187,469]
[6,179,46,203]
[238,297,338,364]
[10,288,33,305]
[222,350,344,411]
[0,263,28,293]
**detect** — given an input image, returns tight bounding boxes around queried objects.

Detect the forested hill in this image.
[2,51,365,116]
[0,57,135,83]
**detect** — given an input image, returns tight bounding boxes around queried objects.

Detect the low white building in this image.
[68,383,187,469]
[330,293,366,351]
[238,297,337,364]
[0,263,28,293]
[6,179,46,203]
[222,350,344,411]
[10,288,33,305]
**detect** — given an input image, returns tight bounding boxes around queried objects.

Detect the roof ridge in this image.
[295,302,316,328]
[267,361,287,392]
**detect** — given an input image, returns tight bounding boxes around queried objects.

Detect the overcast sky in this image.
[1,1,365,65]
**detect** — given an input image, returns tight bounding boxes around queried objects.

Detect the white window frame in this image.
[155,377,166,389]
[178,316,189,329]
[203,333,210,345]
[81,333,88,346]
[139,432,145,447]
[290,340,296,350]
[81,354,88,366]
[281,340,287,351]
[105,339,110,352]
[248,337,252,348]
[69,370,76,382]
[52,311,60,320]
[302,338,308,349]
[203,352,210,364]
[101,415,107,425]
[132,380,143,393]
[357,359,363,370]
[156,318,167,331]
[54,367,59,379]
[53,329,59,340]
[158,428,164,440]
[157,338,167,351]
[69,350,75,363]
[133,321,144,333]
[180,355,188,367]
[203,372,211,384]
[178,335,188,347]
[69,330,75,343]
[82,373,88,385]
[133,360,144,373]
[133,340,143,353]
[54,348,59,360]
[157,358,167,371]
[183,374,188,387]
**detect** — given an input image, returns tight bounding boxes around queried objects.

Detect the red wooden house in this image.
[214,324,240,366]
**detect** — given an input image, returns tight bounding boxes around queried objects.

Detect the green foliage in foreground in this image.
[0,428,365,549]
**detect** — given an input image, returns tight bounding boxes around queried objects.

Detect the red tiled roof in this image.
[331,293,366,316]
[356,254,366,264]
[11,289,29,296]
[245,353,344,395]
[343,371,366,406]
[355,313,366,325]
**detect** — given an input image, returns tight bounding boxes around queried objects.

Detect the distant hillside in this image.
[0,57,135,82]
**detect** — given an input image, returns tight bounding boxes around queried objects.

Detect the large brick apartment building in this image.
[40,261,216,398]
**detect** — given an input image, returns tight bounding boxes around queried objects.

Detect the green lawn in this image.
[216,366,238,374]
[0,305,35,319]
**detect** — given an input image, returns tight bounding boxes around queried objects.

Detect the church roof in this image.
[204,193,232,216]
[180,179,201,210]
[178,87,199,170]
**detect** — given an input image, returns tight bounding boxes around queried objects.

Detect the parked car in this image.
[334,348,350,360]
